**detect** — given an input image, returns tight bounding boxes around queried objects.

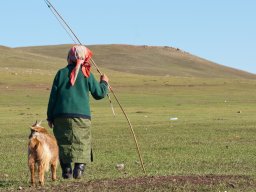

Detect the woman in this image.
[47,45,109,179]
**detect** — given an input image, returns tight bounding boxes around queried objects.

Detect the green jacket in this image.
[47,64,108,122]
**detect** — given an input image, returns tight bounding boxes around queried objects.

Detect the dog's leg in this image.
[38,163,45,186]
[28,156,36,186]
[51,160,58,181]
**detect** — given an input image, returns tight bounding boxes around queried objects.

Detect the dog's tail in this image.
[30,138,52,172]
[40,142,52,172]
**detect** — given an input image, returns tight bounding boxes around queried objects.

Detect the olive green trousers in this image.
[53,117,92,164]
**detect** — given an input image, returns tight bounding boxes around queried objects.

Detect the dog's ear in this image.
[32,120,43,128]
[32,120,38,127]
[37,120,43,127]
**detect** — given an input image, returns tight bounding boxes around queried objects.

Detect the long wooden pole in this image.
[43,0,146,173]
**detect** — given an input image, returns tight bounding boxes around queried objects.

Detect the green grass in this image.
[0,64,256,191]
[1,44,256,191]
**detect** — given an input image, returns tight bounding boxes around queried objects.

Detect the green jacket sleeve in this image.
[88,73,109,100]
[47,71,60,122]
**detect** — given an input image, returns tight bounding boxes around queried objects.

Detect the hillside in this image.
[0,45,64,71]
[0,44,255,79]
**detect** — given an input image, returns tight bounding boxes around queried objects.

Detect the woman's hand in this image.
[100,74,109,83]
[48,121,53,128]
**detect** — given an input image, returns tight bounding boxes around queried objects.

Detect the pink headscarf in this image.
[67,45,93,86]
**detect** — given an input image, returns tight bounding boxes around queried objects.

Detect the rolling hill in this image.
[0,44,255,79]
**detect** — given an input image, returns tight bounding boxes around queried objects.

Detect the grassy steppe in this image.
[0,45,256,191]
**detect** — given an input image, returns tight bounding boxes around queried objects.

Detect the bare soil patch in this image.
[12,175,255,192]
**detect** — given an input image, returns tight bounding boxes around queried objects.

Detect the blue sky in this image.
[0,0,255,74]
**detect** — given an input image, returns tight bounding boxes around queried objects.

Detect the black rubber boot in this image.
[73,163,85,179]
[60,161,72,179]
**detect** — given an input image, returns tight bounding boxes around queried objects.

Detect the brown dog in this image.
[28,121,59,186]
